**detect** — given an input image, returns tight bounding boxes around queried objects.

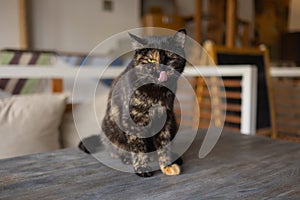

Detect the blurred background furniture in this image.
[202,41,276,137]
[270,67,300,142]
[181,65,257,135]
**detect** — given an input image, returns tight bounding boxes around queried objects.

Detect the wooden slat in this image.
[272,89,300,96]
[272,78,300,84]
[178,77,197,85]
[226,0,237,47]
[225,104,241,112]
[256,128,272,136]
[205,79,241,87]
[275,107,300,114]
[274,97,300,105]
[225,115,241,124]
[198,123,210,128]
[223,79,241,87]
[178,119,194,127]
[65,103,73,112]
[276,98,300,139]
[194,0,202,42]
[18,0,29,49]
[277,127,300,135]
[199,112,212,119]
[199,113,241,124]
[199,102,241,112]
[276,116,300,125]
[272,83,300,89]
[199,123,241,131]
[51,79,63,93]
[223,125,240,132]
[277,135,300,142]
[201,90,241,99]
[225,91,242,99]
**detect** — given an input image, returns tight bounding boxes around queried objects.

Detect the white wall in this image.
[176,0,194,16]
[0,0,20,49]
[289,0,300,32]
[237,0,254,23]
[29,0,140,53]
[29,0,254,54]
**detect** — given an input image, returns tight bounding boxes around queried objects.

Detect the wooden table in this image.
[1,130,299,199]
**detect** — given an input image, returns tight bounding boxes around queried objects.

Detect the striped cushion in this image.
[0,50,56,94]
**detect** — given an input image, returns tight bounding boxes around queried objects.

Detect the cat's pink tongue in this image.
[158,71,168,83]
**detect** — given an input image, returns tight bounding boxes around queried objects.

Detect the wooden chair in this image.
[272,70,300,142]
[172,65,258,135]
[194,74,242,132]
[199,41,277,137]
[141,0,185,33]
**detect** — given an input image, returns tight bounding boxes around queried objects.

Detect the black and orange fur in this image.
[81,29,186,177]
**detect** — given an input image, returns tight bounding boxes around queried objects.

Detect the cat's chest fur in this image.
[129,84,174,126]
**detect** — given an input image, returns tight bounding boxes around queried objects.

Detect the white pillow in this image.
[0,93,68,159]
[0,89,11,99]
[60,92,109,148]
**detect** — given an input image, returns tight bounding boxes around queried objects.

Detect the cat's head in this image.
[128,29,186,84]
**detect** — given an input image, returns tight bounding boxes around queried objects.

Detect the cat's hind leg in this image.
[78,135,102,154]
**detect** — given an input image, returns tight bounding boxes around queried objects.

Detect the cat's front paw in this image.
[160,164,181,176]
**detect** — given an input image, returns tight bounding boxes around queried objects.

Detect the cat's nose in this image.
[159,64,167,71]
[155,63,161,70]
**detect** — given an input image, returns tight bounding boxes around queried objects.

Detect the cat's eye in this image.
[147,58,156,63]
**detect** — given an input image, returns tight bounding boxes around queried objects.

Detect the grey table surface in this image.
[1,130,300,200]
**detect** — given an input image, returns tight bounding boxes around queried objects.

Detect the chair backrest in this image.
[271,68,300,142]
[202,41,277,137]
[173,66,257,135]
[195,75,242,132]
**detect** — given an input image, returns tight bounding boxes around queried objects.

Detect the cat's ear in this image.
[173,29,186,48]
[128,32,147,50]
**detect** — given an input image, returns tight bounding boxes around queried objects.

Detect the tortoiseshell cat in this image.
[80,29,186,177]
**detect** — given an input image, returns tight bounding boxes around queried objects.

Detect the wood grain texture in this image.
[1,130,300,199]
[204,43,277,137]
[226,0,237,47]
[18,0,28,49]
[272,77,300,140]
